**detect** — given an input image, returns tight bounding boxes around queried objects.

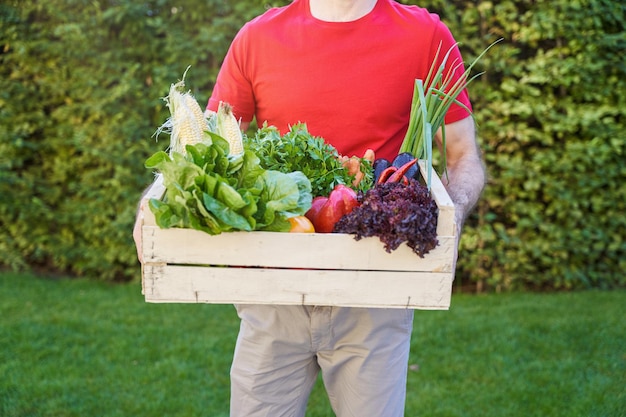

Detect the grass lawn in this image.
[1,271,624,417]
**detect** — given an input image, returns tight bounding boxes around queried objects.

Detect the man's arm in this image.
[435,115,486,234]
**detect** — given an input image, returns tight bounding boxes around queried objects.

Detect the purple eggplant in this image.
[392,152,418,179]
[373,158,391,183]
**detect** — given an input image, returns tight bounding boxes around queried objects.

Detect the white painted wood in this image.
[140,161,458,309]
[417,160,456,237]
[142,227,455,272]
[143,265,453,309]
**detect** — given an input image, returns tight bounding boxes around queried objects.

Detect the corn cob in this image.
[159,79,210,156]
[216,101,244,156]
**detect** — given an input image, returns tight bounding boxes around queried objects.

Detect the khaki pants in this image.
[230,304,414,417]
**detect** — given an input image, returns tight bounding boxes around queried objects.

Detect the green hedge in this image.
[1,0,624,289]
[433,0,626,290]
[0,0,267,280]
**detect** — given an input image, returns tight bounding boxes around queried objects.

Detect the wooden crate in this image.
[140,161,457,310]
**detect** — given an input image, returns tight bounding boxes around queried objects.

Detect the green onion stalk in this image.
[400,39,501,190]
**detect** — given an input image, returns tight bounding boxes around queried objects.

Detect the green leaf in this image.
[202,193,252,232]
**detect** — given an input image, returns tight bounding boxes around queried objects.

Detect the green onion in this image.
[400,39,501,189]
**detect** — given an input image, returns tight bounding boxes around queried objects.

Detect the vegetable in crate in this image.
[334,180,438,257]
[155,75,211,156]
[372,158,392,183]
[341,148,375,187]
[146,141,312,234]
[155,68,244,158]
[376,157,418,184]
[373,152,419,183]
[305,184,359,233]
[214,101,245,156]
[245,123,373,197]
[288,215,315,233]
[146,71,312,234]
[399,40,500,189]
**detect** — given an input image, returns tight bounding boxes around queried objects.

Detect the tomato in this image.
[288,216,315,233]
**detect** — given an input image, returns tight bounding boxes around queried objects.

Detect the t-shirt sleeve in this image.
[430,21,473,124]
[207,24,256,122]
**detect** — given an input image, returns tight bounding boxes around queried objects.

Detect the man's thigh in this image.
[318,307,414,417]
[230,304,320,417]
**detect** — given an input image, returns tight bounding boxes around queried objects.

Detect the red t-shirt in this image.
[208,0,472,162]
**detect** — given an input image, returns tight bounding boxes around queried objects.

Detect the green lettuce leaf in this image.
[146,140,312,235]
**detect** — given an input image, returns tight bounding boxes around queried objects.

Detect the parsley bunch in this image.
[245,123,373,197]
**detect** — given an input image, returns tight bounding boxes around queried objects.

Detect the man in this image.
[135,0,485,415]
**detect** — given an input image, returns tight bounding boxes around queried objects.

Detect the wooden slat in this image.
[417,160,456,237]
[143,264,452,309]
[142,227,455,272]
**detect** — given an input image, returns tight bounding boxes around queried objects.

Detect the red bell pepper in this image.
[305,184,359,233]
